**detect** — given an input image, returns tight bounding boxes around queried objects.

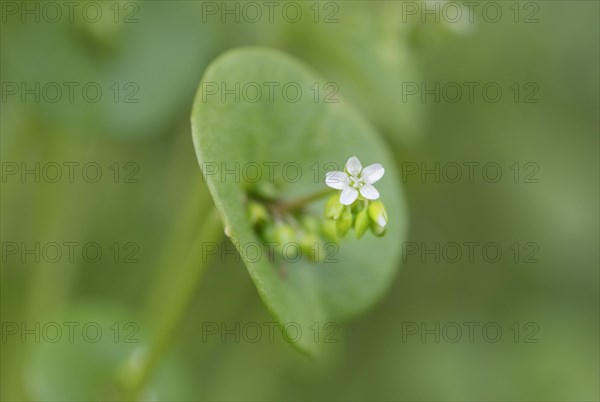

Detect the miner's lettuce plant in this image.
[190,47,408,356]
[116,47,408,399]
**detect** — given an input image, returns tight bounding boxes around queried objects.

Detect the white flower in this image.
[325,156,385,205]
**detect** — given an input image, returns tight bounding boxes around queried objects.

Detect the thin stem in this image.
[272,188,335,214]
[119,208,223,399]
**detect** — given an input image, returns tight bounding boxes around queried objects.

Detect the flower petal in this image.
[325,171,349,190]
[339,187,359,205]
[362,163,385,184]
[345,156,362,176]
[360,184,380,200]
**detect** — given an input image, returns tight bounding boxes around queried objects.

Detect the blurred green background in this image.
[1,1,598,401]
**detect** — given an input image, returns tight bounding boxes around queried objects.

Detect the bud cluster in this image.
[247,200,329,263]
[244,165,389,265]
[324,196,388,239]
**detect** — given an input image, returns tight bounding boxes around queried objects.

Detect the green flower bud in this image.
[321,219,338,242]
[368,200,388,229]
[260,224,276,242]
[350,199,363,214]
[354,207,370,239]
[299,233,323,263]
[336,208,353,237]
[263,223,294,256]
[247,201,270,226]
[325,195,345,220]
[258,225,277,260]
[300,215,320,234]
[251,181,279,200]
[273,223,296,245]
[370,220,386,237]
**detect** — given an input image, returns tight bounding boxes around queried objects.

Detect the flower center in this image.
[349,174,364,189]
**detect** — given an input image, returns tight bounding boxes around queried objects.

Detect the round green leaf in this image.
[191,47,407,356]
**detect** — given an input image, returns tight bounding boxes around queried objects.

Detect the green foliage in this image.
[191,47,407,355]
